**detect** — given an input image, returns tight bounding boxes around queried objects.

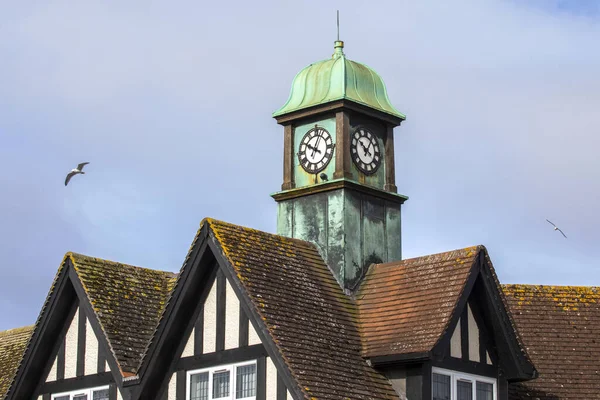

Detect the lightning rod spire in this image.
[337,10,340,41]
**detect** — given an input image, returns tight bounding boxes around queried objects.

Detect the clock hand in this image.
[307,143,322,155]
[359,139,372,157]
[311,127,324,158]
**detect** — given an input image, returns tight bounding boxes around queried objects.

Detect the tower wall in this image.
[276,187,402,291]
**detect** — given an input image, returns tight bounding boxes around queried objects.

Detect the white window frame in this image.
[51,385,110,400]
[432,367,497,400]
[186,360,257,400]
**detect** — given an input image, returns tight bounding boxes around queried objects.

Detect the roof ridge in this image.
[0,325,34,337]
[373,245,483,267]
[202,217,319,248]
[503,283,600,290]
[67,251,175,276]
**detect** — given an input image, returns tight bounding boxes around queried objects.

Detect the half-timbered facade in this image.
[1,38,599,400]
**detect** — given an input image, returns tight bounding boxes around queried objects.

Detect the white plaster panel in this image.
[117,389,123,400]
[248,321,261,346]
[64,307,79,379]
[266,356,278,399]
[225,280,240,350]
[46,357,57,382]
[38,396,42,400]
[486,351,492,365]
[450,318,461,358]
[287,390,294,400]
[168,372,177,400]
[106,360,110,372]
[468,304,480,362]
[84,317,98,375]
[182,327,195,357]
[203,279,217,353]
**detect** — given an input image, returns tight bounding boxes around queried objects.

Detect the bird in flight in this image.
[65,162,90,186]
[546,219,567,238]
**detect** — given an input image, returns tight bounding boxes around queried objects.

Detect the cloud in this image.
[0,0,599,330]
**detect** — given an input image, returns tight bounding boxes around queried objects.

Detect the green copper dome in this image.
[273,41,405,120]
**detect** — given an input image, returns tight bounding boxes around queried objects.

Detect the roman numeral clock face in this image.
[351,128,381,174]
[297,126,334,173]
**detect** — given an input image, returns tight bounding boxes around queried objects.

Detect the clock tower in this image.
[272,40,408,292]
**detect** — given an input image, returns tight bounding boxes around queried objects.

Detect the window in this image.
[51,386,110,400]
[432,368,496,400]
[188,361,257,400]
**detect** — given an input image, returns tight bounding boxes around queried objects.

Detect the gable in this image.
[179,271,262,358]
[159,270,295,400]
[42,305,111,384]
[356,244,535,384]
[447,299,494,366]
[7,253,175,400]
[432,252,536,382]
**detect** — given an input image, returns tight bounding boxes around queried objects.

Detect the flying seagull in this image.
[546,219,567,238]
[65,162,89,186]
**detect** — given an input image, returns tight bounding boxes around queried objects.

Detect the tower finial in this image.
[333,10,344,58]
[337,10,340,41]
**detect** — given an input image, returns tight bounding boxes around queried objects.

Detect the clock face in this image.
[297,126,334,173]
[351,128,381,174]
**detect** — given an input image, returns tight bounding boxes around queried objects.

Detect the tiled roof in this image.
[0,326,33,400]
[207,219,399,400]
[69,253,177,375]
[504,284,600,400]
[356,246,479,358]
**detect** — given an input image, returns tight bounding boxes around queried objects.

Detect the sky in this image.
[0,0,599,331]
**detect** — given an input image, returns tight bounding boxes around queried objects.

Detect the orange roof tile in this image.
[357,246,480,358]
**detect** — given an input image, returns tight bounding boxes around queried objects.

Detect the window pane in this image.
[92,389,110,400]
[190,372,209,400]
[213,370,231,398]
[236,364,257,398]
[476,381,493,400]
[433,373,451,400]
[54,396,70,400]
[73,395,88,400]
[457,380,473,400]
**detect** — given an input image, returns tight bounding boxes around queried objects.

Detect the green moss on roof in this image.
[0,325,34,400]
[68,252,177,375]
[273,41,405,120]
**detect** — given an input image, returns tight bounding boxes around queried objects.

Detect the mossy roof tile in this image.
[69,253,176,375]
[0,326,33,400]
[504,284,600,399]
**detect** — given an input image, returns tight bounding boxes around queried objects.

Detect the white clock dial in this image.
[351,128,381,175]
[297,126,334,173]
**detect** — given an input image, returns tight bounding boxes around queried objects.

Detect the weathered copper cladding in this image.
[504,284,600,399]
[272,40,405,121]
[0,326,33,399]
[356,247,479,358]
[207,219,400,399]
